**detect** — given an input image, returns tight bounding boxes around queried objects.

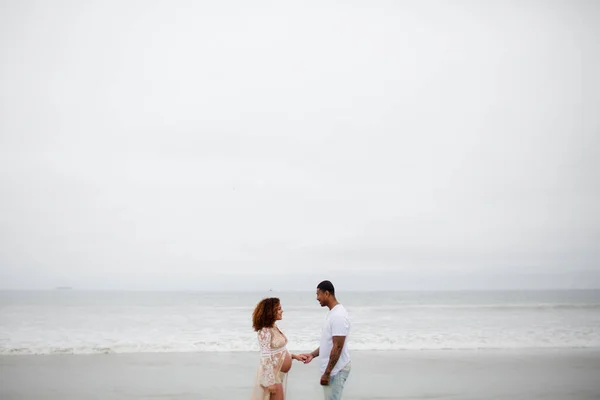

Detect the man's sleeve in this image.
[331,313,350,336]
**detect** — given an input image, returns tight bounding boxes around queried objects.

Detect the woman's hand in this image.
[267,384,277,394]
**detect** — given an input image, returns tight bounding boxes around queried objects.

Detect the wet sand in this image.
[1,349,599,399]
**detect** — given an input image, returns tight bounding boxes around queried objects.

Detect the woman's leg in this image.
[270,383,284,400]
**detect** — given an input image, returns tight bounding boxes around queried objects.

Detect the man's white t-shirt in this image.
[319,303,351,376]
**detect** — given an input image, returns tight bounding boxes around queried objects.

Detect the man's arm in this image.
[323,336,345,376]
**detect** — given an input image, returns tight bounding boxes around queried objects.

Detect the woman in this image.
[250,297,302,400]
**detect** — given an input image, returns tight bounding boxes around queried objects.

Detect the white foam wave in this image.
[2,343,597,355]
[2,334,599,355]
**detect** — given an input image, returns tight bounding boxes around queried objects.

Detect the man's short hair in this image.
[317,280,335,296]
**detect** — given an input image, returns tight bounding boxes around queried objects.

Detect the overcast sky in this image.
[1,0,599,290]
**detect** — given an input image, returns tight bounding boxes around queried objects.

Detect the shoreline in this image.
[1,346,598,356]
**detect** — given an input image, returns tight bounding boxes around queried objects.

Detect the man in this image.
[299,280,351,400]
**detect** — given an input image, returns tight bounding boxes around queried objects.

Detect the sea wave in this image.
[2,340,599,355]
[2,291,599,356]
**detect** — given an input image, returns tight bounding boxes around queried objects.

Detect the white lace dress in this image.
[250,325,290,400]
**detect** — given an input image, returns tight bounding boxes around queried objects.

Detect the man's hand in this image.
[320,372,331,386]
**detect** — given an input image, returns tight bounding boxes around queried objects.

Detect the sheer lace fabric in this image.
[250,325,289,400]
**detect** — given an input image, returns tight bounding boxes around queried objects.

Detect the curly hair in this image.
[252,297,280,331]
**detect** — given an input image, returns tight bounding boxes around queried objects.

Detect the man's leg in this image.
[323,366,351,400]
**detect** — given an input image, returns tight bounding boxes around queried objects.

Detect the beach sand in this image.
[1,349,599,399]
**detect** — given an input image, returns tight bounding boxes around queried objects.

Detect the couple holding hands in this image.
[250,281,351,400]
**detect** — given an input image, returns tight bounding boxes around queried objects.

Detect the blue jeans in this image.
[323,361,351,400]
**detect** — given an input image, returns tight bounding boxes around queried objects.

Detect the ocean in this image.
[1,290,599,355]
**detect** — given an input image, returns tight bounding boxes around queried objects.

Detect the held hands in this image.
[293,353,314,364]
[267,385,277,394]
[292,353,308,362]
